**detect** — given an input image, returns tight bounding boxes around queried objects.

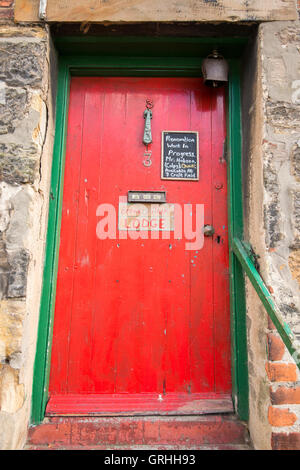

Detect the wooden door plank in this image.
[211,88,232,394]
[90,81,128,394]
[161,86,192,393]
[48,80,86,394]
[189,82,215,393]
[116,85,167,394]
[66,82,104,393]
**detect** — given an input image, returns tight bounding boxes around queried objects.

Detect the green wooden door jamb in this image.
[227,61,249,420]
[30,58,70,424]
[30,38,249,425]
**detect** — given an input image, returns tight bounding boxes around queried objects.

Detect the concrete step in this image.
[27,414,252,450]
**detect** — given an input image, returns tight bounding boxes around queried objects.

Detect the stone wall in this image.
[0,19,56,449]
[262,20,300,450]
[241,27,272,450]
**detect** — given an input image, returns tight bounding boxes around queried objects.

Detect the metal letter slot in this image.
[128,191,166,203]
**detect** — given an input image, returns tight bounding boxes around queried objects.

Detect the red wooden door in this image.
[47,77,231,415]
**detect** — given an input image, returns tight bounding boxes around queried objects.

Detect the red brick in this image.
[272,432,300,450]
[268,406,297,427]
[267,333,285,361]
[271,385,300,405]
[0,8,13,19]
[266,362,298,382]
[0,1,13,7]
[28,421,72,446]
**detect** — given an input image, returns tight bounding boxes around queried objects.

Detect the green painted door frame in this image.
[31,36,249,425]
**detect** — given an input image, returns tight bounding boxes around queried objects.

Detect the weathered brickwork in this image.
[267,330,300,449]
[0,0,14,20]
[272,431,300,450]
[271,385,300,405]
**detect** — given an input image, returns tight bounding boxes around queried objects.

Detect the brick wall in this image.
[0,0,14,20]
[267,323,300,448]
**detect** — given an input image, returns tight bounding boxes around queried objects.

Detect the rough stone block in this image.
[264,201,282,248]
[7,249,30,298]
[0,85,28,135]
[276,26,300,46]
[292,143,300,182]
[0,301,26,363]
[293,190,300,239]
[289,249,300,286]
[0,184,32,301]
[266,102,300,130]
[0,365,25,413]
[0,42,45,88]
[0,144,39,185]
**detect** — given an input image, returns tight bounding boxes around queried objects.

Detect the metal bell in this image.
[201,50,229,88]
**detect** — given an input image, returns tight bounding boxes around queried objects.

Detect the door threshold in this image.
[46,393,234,417]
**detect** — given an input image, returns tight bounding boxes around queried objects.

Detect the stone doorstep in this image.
[26,444,252,450]
[26,414,251,449]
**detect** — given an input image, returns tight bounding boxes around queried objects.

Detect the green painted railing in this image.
[232,237,300,371]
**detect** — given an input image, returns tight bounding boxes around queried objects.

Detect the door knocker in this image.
[143,99,153,167]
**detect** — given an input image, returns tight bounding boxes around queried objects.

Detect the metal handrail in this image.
[232,237,300,370]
